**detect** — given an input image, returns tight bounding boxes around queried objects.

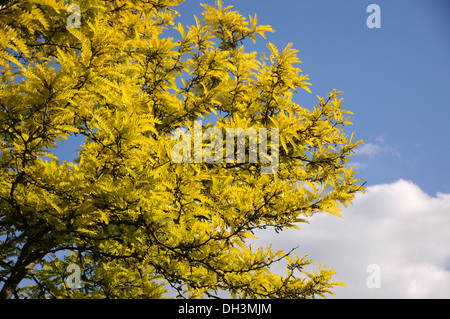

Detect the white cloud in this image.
[355,142,400,158]
[251,179,450,298]
[375,135,386,143]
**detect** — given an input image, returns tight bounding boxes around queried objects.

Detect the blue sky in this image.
[51,0,450,298]
[55,0,450,195]
[173,0,450,196]
[171,0,450,298]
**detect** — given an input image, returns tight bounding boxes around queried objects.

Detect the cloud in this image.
[251,179,450,298]
[355,142,400,158]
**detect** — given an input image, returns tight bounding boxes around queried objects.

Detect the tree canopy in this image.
[0,0,364,299]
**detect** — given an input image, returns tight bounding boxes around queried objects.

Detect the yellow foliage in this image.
[0,0,364,299]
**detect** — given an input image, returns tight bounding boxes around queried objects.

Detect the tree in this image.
[0,0,364,299]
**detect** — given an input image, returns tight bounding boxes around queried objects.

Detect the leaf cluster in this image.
[0,0,364,299]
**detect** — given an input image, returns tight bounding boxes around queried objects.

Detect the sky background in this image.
[169,0,450,299]
[172,0,450,197]
[52,0,450,298]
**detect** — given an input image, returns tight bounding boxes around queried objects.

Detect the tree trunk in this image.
[0,256,43,299]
